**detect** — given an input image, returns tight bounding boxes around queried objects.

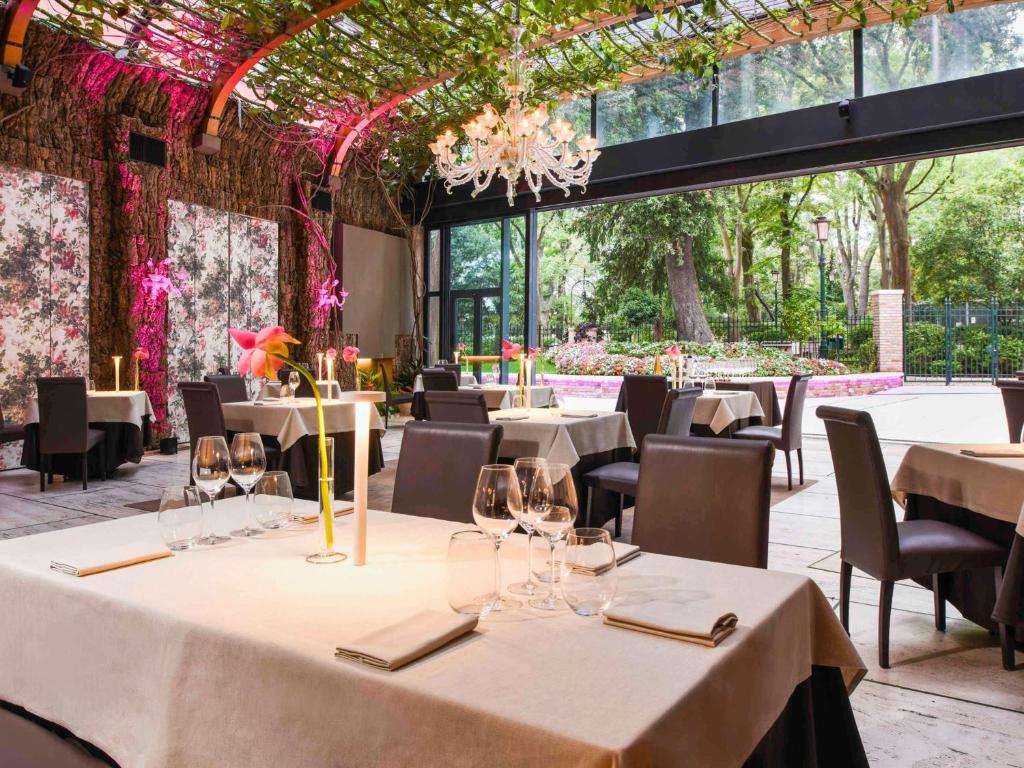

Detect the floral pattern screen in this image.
[166,200,278,440]
[0,165,90,469]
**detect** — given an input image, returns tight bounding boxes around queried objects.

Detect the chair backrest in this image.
[622,375,670,453]
[815,405,900,580]
[657,387,701,437]
[438,363,462,377]
[633,435,774,568]
[996,379,1024,443]
[780,373,812,448]
[178,382,228,467]
[424,391,490,424]
[203,374,249,403]
[391,421,503,522]
[421,368,459,392]
[36,377,89,453]
[381,365,394,404]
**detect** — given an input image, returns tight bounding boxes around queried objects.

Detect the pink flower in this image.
[664,345,681,358]
[343,346,360,363]
[527,346,541,360]
[501,338,521,361]
[133,347,149,361]
[325,347,338,360]
[457,342,466,351]
[230,326,300,378]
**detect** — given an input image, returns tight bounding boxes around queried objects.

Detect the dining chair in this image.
[632,435,774,568]
[0,403,26,447]
[995,379,1024,443]
[381,366,413,429]
[0,704,112,768]
[421,368,459,392]
[733,373,812,490]
[424,391,490,424]
[438,363,463,378]
[203,374,249,403]
[391,421,503,523]
[36,377,105,492]
[658,387,702,437]
[620,374,670,456]
[816,405,1010,669]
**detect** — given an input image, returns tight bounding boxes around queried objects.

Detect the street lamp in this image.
[770,268,780,322]
[813,215,830,349]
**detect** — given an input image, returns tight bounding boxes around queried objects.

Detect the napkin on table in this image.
[291,501,355,524]
[603,601,738,647]
[335,610,478,671]
[560,410,598,418]
[495,413,529,421]
[960,445,1024,458]
[50,543,172,577]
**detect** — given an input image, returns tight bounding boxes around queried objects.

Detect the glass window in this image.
[427,295,440,365]
[552,97,592,142]
[596,72,711,146]
[864,5,1024,95]
[428,229,441,292]
[449,221,502,290]
[718,33,854,124]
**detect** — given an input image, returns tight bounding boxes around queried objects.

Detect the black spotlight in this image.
[838,99,852,120]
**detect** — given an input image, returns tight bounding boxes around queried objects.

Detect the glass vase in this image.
[307,436,346,564]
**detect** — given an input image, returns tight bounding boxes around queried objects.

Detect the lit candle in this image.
[317,352,324,381]
[525,358,533,409]
[112,356,122,392]
[326,358,334,400]
[349,391,384,566]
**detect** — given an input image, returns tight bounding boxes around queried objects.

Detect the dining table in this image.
[258,380,342,400]
[891,443,1024,644]
[221,395,385,500]
[613,383,765,436]
[20,390,154,478]
[716,380,782,427]
[0,497,868,768]
[411,382,555,419]
[412,372,477,391]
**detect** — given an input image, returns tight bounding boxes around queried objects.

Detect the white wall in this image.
[341,224,412,358]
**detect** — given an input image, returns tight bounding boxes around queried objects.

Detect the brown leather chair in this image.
[391,421,503,523]
[658,387,701,437]
[36,377,105,492]
[424,391,490,424]
[995,379,1024,443]
[0,704,112,767]
[632,435,774,568]
[381,366,413,429]
[438,363,463,378]
[203,373,249,403]
[620,374,670,455]
[421,368,459,392]
[734,373,812,490]
[816,405,1009,669]
[0,403,25,446]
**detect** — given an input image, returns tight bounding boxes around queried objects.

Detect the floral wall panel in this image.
[0,165,90,469]
[228,213,279,372]
[194,206,231,381]
[166,200,199,440]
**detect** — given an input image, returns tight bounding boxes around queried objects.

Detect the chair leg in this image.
[81,453,88,491]
[995,566,1015,671]
[784,450,792,491]
[797,448,804,486]
[932,573,946,632]
[584,484,593,528]
[614,494,623,539]
[839,560,852,634]
[879,580,895,669]
[39,454,45,493]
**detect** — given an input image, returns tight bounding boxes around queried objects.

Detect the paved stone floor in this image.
[0,412,1021,766]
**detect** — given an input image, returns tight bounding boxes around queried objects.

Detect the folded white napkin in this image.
[335,610,478,671]
[960,445,1024,458]
[496,413,529,421]
[50,543,172,577]
[603,601,738,647]
[560,410,598,418]
[291,501,355,524]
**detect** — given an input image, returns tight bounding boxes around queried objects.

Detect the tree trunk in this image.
[666,236,714,342]
[405,224,425,366]
[857,245,875,317]
[740,225,757,320]
[778,190,794,299]
[876,163,914,299]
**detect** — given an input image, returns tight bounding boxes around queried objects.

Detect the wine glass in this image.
[511,393,525,410]
[157,486,204,551]
[507,457,548,597]
[229,432,267,538]
[529,462,578,611]
[288,370,300,399]
[560,528,618,617]
[472,464,523,611]
[254,471,293,530]
[547,393,560,410]
[191,435,231,545]
[490,363,499,383]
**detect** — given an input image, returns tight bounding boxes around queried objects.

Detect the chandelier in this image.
[428,23,600,207]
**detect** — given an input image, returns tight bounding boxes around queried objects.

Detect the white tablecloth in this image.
[413,372,477,392]
[258,380,342,400]
[25,391,154,431]
[0,499,864,768]
[492,408,635,467]
[460,384,555,410]
[222,396,386,451]
[693,391,764,434]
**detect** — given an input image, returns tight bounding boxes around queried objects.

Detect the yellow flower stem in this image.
[134,363,139,392]
[275,353,333,549]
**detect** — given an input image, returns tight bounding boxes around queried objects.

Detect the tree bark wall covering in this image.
[0,20,396,439]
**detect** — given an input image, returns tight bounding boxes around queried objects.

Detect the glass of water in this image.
[254,471,293,530]
[446,530,498,617]
[560,528,618,617]
[157,486,204,551]
[288,370,301,399]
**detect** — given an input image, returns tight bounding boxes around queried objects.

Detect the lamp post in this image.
[770,268,780,323]
[813,215,831,350]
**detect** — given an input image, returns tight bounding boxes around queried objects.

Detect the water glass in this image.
[157,486,204,551]
[192,435,231,545]
[547,393,560,409]
[446,530,498,617]
[288,371,300,399]
[472,464,523,611]
[88,378,96,392]
[229,432,267,538]
[704,375,717,392]
[490,364,499,383]
[254,471,293,530]
[560,528,618,617]
[508,457,547,597]
[529,462,578,611]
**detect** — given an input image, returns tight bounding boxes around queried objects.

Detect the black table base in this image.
[282,430,384,501]
[20,419,152,480]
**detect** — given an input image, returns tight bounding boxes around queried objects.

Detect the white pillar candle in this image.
[353,400,370,566]
[326,359,334,400]
[317,353,324,381]
[113,356,122,392]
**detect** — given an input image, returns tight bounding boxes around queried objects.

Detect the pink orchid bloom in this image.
[133,347,150,361]
[527,346,541,360]
[342,345,360,363]
[501,338,522,361]
[325,347,338,360]
[664,345,681,358]
[230,326,300,378]
[457,342,466,351]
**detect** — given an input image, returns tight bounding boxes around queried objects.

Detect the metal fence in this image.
[904,298,1024,382]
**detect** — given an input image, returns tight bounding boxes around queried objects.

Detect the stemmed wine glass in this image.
[507,457,548,596]
[472,464,524,612]
[229,432,267,538]
[191,435,231,545]
[529,462,578,611]
[288,370,301,399]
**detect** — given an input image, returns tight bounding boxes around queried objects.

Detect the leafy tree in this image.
[615,287,662,328]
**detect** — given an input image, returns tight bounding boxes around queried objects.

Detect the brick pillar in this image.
[870,289,904,373]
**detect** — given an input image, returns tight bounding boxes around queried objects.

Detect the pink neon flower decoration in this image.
[342,345,360,363]
[230,326,300,379]
[501,338,522,361]
[325,347,338,360]
[457,342,466,351]
[315,278,349,311]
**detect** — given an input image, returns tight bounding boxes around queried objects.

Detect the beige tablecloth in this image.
[258,380,342,400]
[0,499,863,768]
[693,391,764,434]
[493,408,635,467]
[413,372,477,391]
[891,443,1024,536]
[25,391,154,431]
[460,384,555,410]
[222,396,386,451]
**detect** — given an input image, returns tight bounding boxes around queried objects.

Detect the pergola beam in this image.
[193,0,364,154]
[0,0,40,94]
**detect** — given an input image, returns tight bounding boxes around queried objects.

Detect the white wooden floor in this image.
[0,425,1021,766]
